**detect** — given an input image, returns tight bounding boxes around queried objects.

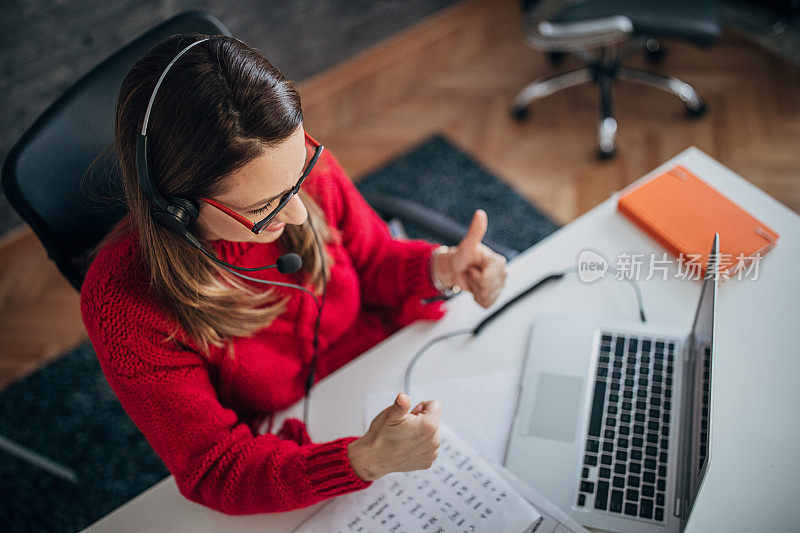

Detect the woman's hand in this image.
[431,209,508,308]
[347,393,441,481]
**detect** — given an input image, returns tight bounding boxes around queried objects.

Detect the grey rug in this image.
[0,134,560,532]
[355,134,561,254]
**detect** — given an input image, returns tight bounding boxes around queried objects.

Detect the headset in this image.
[136,37,206,253]
[135,35,326,429]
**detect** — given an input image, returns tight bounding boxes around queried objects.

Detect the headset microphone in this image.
[178,224,304,281]
[275,253,302,274]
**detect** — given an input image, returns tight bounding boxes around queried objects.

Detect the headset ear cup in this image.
[151,197,199,235]
[172,197,199,225]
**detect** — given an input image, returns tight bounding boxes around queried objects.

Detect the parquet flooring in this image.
[1,0,798,390]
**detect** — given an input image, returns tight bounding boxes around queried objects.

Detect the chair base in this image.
[511,40,707,159]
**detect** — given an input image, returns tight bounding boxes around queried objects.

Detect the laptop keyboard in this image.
[576,332,676,522]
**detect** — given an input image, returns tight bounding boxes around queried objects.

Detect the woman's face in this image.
[194,124,309,243]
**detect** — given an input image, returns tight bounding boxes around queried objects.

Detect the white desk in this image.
[84,147,800,532]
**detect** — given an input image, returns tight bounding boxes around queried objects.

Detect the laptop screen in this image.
[682,234,719,519]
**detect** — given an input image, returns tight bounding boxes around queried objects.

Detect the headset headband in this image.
[141,37,210,135]
[136,37,210,213]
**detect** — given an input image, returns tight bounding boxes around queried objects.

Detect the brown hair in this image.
[90,33,332,360]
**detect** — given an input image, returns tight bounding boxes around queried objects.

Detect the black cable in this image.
[212,259,319,300]
[472,272,566,335]
[196,244,287,272]
[403,266,647,395]
[403,273,565,395]
[191,220,326,430]
[303,215,327,429]
[402,329,474,394]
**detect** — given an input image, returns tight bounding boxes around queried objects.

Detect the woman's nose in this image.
[276,194,308,226]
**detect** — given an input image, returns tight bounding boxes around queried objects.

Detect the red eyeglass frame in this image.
[198,131,323,234]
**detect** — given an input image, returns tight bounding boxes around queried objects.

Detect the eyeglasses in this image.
[198,131,324,234]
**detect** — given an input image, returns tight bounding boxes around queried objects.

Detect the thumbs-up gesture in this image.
[431,209,508,308]
[347,393,441,481]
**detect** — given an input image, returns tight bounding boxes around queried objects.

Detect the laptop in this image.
[505,234,719,533]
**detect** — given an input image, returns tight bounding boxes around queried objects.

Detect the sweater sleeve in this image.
[80,278,371,515]
[314,150,447,326]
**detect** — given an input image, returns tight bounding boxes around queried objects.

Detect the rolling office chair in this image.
[512,0,721,159]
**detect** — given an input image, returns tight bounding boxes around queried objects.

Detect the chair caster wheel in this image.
[511,105,530,121]
[597,117,617,160]
[548,51,566,65]
[597,147,617,160]
[686,101,707,118]
[645,39,665,65]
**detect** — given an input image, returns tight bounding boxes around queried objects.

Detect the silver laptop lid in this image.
[677,233,719,526]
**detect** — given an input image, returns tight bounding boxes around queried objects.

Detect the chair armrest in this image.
[362,192,519,260]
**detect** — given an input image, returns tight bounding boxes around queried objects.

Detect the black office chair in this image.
[512,0,721,159]
[1,12,232,291]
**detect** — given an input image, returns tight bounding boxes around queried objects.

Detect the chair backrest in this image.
[1,11,231,291]
[522,0,634,51]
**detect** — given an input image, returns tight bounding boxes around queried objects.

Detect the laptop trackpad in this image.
[526,374,582,443]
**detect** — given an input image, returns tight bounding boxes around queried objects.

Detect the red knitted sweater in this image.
[79,148,447,515]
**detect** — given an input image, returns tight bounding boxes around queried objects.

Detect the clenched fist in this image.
[347,393,441,481]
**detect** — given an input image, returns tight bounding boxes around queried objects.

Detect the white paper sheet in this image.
[294,424,542,533]
[361,370,519,464]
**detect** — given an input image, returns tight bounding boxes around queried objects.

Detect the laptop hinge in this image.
[673,495,682,518]
[674,340,695,520]
[683,337,691,364]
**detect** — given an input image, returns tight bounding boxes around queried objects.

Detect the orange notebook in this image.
[617,165,779,278]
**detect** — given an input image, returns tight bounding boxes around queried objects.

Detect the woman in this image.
[80,33,507,515]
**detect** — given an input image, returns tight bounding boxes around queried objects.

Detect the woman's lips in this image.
[264,221,285,232]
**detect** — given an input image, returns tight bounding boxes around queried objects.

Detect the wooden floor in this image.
[1,0,798,390]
